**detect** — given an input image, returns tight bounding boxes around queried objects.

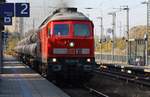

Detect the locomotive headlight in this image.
[69,42,74,47]
[127,70,132,74]
[52,58,57,62]
[87,58,91,62]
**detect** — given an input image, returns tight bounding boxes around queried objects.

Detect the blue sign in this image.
[4,17,12,25]
[0,3,30,25]
[0,4,3,16]
[15,3,30,17]
[0,3,14,17]
[2,32,9,38]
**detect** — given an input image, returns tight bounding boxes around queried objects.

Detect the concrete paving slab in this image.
[0,56,70,97]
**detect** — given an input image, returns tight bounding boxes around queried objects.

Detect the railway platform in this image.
[0,55,70,97]
[95,53,150,73]
[99,63,150,76]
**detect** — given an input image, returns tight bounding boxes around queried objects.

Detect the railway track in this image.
[61,85,109,97]
[94,68,150,87]
[84,85,109,97]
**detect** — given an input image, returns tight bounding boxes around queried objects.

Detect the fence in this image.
[95,53,150,65]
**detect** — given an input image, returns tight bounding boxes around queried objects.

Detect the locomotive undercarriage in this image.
[18,54,95,82]
[46,58,95,82]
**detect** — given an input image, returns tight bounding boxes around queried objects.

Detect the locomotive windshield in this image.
[74,24,90,36]
[54,24,69,36]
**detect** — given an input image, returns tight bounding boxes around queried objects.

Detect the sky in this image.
[6,0,147,38]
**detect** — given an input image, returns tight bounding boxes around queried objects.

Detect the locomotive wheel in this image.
[35,61,39,71]
[39,63,48,77]
[38,62,42,74]
[30,61,34,69]
[31,60,38,70]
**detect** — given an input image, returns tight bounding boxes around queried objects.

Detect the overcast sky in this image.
[6,0,147,37]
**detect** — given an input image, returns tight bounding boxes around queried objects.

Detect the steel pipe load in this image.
[24,43,37,56]
[17,29,38,46]
[17,37,31,46]
[30,33,38,43]
[15,43,37,57]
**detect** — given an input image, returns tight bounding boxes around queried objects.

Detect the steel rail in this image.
[84,85,109,97]
[94,70,150,87]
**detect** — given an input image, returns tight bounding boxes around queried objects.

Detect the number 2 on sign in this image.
[21,3,28,14]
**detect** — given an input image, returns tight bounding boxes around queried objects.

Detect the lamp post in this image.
[141,1,149,66]
[122,5,129,64]
[108,12,116,63]
[97,17,103,62]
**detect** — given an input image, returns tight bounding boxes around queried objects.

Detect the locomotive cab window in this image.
[53,24,69,36]
[74,24,90,36]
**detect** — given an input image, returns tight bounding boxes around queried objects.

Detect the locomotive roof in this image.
[40,8,90,27]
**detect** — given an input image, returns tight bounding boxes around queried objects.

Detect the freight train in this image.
[15,8,96,82]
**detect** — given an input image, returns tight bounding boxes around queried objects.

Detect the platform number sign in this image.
[0,3,30,25]
[15,3,30,17]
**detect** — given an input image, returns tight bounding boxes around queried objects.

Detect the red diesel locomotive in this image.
[15,8,96,81]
